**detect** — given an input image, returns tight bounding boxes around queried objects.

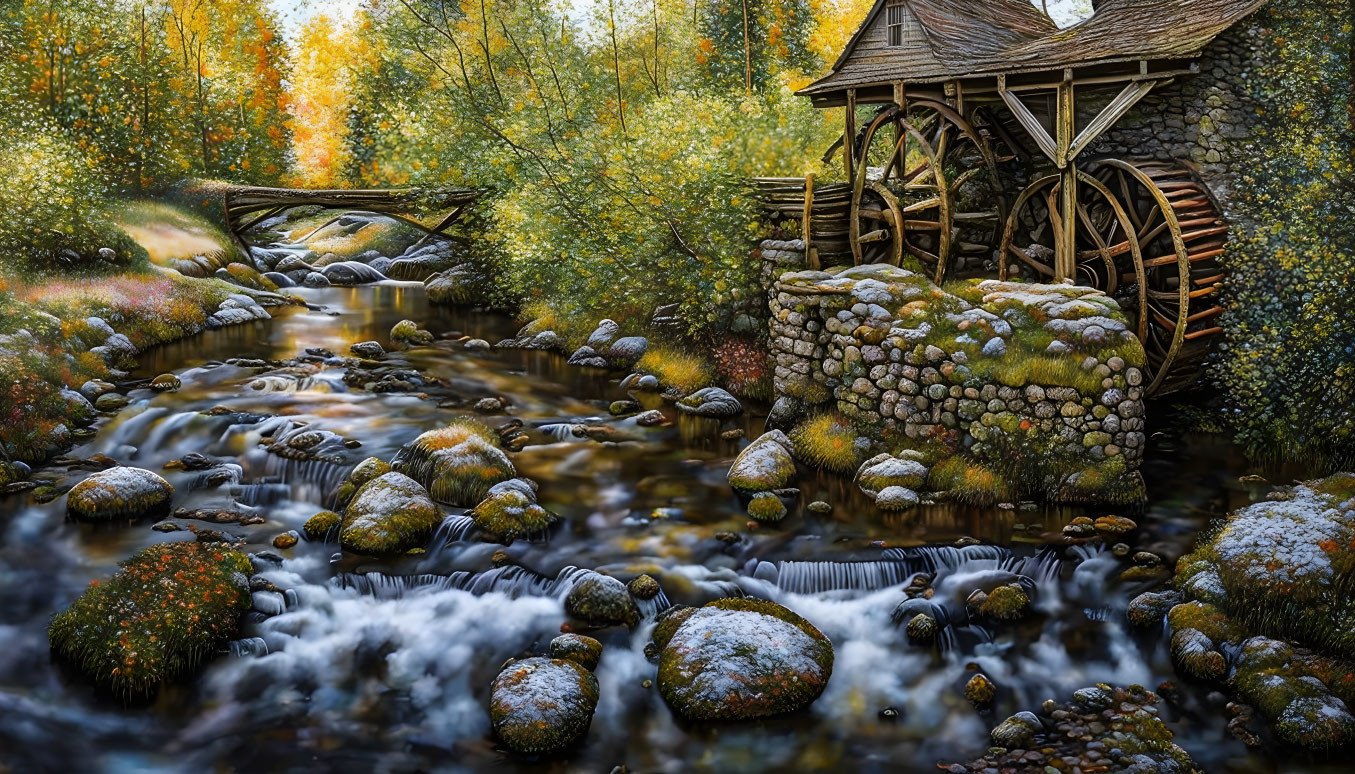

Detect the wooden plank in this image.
[1066,79,1156,162]
[845,89,857,182]
[998,76,1059,166]
[1055,72,1076,282]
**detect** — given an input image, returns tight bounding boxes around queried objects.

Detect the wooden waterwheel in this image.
[849,99,1010,282]
[1000,159,1227,395]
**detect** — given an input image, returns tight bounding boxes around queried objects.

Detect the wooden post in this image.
[844,89,857,182]
[892,82,906,179]
[1056,70,1076,282]
[802,172,818,269]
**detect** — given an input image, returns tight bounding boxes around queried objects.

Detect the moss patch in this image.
[48,541,252,697]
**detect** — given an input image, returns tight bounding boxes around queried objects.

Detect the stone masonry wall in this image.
[766,260,1148,473]
[1091,22,1265,218]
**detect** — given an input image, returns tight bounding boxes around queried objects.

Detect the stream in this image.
[0,281,1334,773]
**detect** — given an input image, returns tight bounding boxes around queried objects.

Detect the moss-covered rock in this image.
[627,573,660,600]
[489,656,599,755]
[549,633,603,671]
[389,319,434,349]
[979,584,1031,621]
[340,472,440,556]
[303,510,341,540]
[394,419,515,506]
[564,572,638,628]
[746,491,787,522]
[468,478,558,543]
[48,541,252,697]
[964,673,996,707]
[1231,635,1355,748]
[656,597,833,721]
[727,430,796,494]
[332,456,391,508]
[66,466,174,521]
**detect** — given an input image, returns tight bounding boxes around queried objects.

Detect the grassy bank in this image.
[0,199,293,468]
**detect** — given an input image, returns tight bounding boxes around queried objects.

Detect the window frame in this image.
[886,3,907,47]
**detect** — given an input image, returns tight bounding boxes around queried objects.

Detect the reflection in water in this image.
[0,283,1330,772]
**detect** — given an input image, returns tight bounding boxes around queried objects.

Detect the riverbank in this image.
[0,200,299,482]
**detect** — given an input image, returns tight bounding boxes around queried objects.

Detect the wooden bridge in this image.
[220,185,486,251]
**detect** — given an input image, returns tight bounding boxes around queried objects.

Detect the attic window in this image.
[886,3,907,47]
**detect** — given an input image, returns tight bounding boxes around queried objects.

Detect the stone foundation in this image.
[761,251,1149,497]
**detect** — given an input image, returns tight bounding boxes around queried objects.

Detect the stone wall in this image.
[1090,22,1265,217]
[764,255,1149,493]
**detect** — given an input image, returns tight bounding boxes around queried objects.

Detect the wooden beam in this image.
[1067,79,1157,163]
[802,173,817,269]
[1056,71,1077,282]
[998,75,1059,166]
[844,89,857,182]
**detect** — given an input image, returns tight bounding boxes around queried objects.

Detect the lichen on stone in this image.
[656,597,833,721]
[340,471,441,556]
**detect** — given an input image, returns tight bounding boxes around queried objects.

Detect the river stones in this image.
[627,573,660,600]
[727,430,797,494]
[340,472,440,556]
[394,419,515,506]
[350,340,385,359]
[468,478,558,543]
[965,686,1196,773]
[585,319,619,348]
[549,633,603,671]
[978,584,1031,621]
[566,345,608,369]
[66,466,173,521]
[605,336,648,366]
[990,710,1040,747]
[389,319,434,348]
[746,491,787,522]
[564,572,638,628]
[48,541,252,697]
[333,456,391,507]
[855,453,928,496]
[655,598,833,721]
[489,656,599,755]
[764,396,805,433]
[150,373,182,392]
[676,387,742,418]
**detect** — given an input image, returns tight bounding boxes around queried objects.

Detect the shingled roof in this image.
[800,0,1268,96]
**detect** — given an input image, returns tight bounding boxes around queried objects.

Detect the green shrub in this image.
[48,542,252,697]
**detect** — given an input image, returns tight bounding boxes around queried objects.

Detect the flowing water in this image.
[0,282,1333,772]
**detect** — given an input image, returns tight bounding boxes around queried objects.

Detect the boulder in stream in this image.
[676,387,743,418]
[489,656,599,755]
[323,261,387,286]
[468,478,558,543]
[394,419,515,506]
[655,598,833,721]
[340,472,441,556]
[727,430,796,494]
[564,571,638,628]
[66,466,173,521]
[389,319,434,348]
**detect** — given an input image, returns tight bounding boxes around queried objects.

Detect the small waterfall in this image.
[231,482,292,506]
[431,514,478,546]
[228,637,270,658]
[772,560,920,594]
